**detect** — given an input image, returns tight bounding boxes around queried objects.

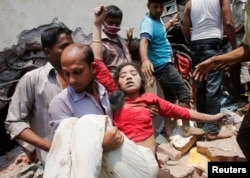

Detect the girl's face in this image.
[118,65,142,97]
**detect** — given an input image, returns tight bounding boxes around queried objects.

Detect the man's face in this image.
[103,17,122,35]
[46,33,73,68]
[147,2,164,19]
[61,50,95,93]
[104,17,122,27]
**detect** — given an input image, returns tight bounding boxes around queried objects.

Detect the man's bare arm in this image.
[140,38,154,78]
[18,128,51,152]
[221,0,237,49]
[182,1,192,38]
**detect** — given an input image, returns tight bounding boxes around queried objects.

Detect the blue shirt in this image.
[49,80,113,133]
[140,14,173,70]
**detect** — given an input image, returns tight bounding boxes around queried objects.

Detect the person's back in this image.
[191,0,223,41]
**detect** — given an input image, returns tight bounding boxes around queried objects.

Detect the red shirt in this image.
[113,93,190,143]
[94,58,119,95]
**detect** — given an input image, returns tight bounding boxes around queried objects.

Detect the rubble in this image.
[170,126,200,154]
[157,143,182,161]
[197,136,246,162]
[0,146,43,178]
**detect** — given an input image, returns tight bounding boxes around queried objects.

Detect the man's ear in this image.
[92,61,97,74]
[43,48,51,59]
[147,2,150,9]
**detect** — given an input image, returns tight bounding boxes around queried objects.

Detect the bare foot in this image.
[182,127,205,137]
[206,126,234,140]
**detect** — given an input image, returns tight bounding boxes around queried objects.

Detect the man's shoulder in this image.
[21,63,51,80]
[16,67,44,87]
[53,88,68,100]
[141,15,152,24]
[49,88,70,108]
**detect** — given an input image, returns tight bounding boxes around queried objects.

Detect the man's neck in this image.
[56,73,68,89]
[149,13,161,21]
[86,81,106,114]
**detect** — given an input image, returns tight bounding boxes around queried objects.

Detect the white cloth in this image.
[240,62,250,83]
[243,0,250,46]
[232,0,246,45]
[44,114,159,178]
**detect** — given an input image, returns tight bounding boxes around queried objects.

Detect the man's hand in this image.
[193,57,214,81]
[126,27,134,42]
[141,59,154,79]
[171,12,180,25]
[102,127,124,152]
[94,5,106,26]
[148,105,159,118]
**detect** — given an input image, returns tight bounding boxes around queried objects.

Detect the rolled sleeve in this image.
[5,74,35,139]
[140,32,152,42]
[140,18,153,41]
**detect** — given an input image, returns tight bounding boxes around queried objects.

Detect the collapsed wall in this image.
[0,18,92,153]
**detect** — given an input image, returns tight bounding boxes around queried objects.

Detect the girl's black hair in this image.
[109,62,146,111]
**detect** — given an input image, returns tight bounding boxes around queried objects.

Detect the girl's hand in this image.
[208,113,231,124]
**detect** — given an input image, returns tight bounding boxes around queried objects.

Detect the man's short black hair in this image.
[81,45,94,66]
[105,5,123,20]
[41,25,72,49]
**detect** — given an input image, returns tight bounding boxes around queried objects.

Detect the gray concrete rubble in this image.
[153,121,246,178]
[0,146,43,178]
[0,18,92,110]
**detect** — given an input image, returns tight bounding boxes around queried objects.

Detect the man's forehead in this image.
[55,34,73,46]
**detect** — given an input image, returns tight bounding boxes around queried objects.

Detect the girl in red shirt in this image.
[111,62,228,154]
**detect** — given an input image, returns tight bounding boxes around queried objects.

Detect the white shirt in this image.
[191,0,223,41]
